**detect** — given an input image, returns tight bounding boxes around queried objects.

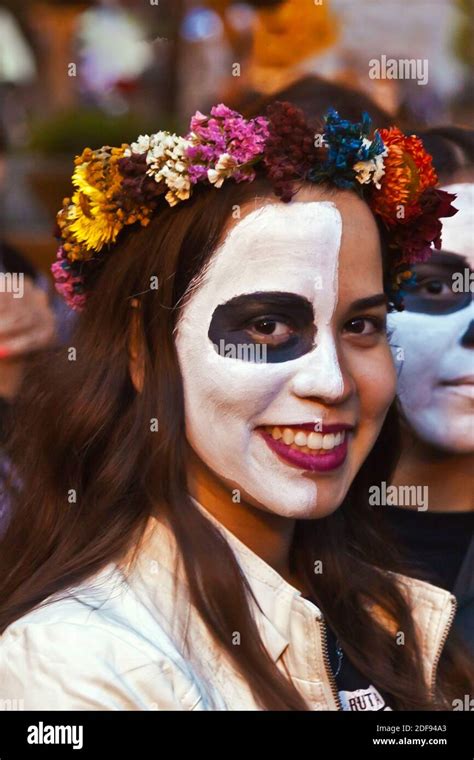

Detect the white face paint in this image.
[175,202,344,517]
[388,183,474,452]
[441,184,474,266]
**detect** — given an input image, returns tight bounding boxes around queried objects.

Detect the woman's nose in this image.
[290,331,353,404]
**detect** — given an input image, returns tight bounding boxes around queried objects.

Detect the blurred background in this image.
[0,0,472,275]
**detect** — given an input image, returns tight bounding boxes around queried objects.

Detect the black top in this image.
[382,506,474,592]
[325,624,394,711]
[303,593,394,711]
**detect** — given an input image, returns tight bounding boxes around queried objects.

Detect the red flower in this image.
[370,127,438,225]
[263,101,325,202]
[390,188,458,265]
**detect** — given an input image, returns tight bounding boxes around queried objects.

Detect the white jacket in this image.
[0,507,456,710]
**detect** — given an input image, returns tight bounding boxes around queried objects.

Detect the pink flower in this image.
[186,104,269,186]
[51,247,87,311]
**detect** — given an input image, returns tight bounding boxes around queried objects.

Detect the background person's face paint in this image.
[388,183,474,453]
[176,195,395,518]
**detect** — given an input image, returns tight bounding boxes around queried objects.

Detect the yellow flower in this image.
[68,194,124,252]
[56,143,157,261]
[66,149,127,252]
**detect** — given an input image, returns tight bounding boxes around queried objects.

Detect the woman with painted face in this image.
[0,103,471,711]
[385,177,474,654]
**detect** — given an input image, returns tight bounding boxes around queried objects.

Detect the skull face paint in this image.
[176,192,395,518]
[388,183,474,453]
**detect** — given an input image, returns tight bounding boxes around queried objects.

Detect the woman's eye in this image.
[344,317,384,336]
[245,318,294,345]
[418,279,451,297]
[402,270,471,314]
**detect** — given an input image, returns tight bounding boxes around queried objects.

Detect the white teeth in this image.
[266,426,347,452]
[322,433,335,449]
[272,426,282,440]
[307,432,323,449]
[294,431,308,447]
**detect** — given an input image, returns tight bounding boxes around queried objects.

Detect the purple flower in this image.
[185,104,269,186]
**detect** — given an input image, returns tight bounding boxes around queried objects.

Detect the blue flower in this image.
[309,108,385,190]
[389,270,417,310]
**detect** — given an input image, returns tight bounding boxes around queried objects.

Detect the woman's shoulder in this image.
[392,570,456,611]
[0,564,212,710]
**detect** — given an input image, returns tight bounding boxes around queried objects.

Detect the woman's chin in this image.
[246,477,353,520]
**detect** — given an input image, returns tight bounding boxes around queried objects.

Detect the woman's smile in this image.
[257,423,354,472]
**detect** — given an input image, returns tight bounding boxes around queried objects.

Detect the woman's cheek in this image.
[346,341,397,423]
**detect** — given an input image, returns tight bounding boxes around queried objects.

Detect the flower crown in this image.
[52,102,457,311]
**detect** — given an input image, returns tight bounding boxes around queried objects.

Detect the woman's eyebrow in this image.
[217,291,314,310]
[349,294,388,311]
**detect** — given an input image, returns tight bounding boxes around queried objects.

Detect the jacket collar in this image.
[136,499,456,678]
[137,501,302,662]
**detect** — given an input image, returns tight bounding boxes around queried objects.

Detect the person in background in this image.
[254,81,474,649]
[0,125,56,528]
[239,73,393,128]
[242,81,474,653]
[385,128,474,654]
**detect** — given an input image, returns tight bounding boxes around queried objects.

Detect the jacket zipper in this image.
[430,594,457,700]
[320,618,343,711]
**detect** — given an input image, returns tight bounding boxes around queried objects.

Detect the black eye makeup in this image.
[402,252,472,315]
[208,291,316,363]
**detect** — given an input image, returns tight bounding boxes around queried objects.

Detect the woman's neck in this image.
[392,428,474,513]
[186,448,301,588]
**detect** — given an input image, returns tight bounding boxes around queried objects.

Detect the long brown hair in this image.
[0,175,471,710]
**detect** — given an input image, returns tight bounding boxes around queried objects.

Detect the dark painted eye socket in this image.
[208,291,316,363]
[245,317,295,345]
[402,255,472,315]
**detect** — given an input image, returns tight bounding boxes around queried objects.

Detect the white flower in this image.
[125,134,152,156]
[133,132,192,206]
[354,143,388,190]
[207,153,238,188]
[130,131,192,206]
[164,172,191,206]
[207,169,224,188]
